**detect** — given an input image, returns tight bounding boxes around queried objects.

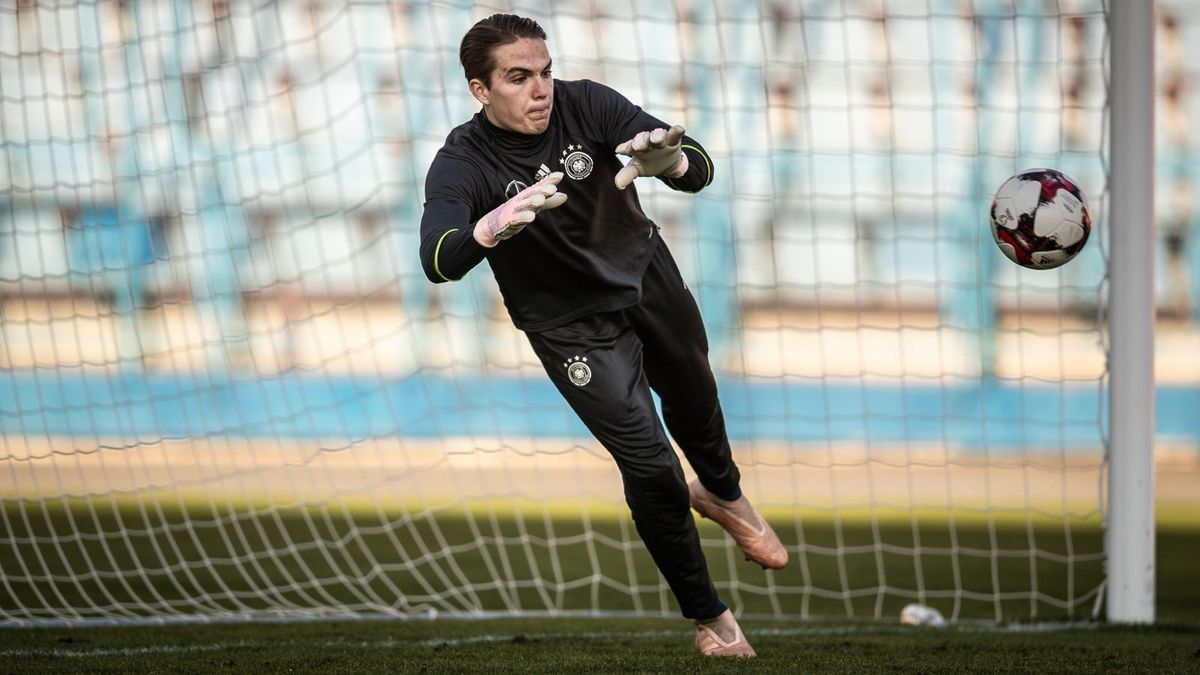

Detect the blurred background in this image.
[2,0,1190,375]
[0,0,1190,367]
[2,0,1197,439]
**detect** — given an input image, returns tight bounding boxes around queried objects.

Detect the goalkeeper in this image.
[419,13,787,658]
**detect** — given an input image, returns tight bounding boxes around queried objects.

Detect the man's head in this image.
[460,14,553,135]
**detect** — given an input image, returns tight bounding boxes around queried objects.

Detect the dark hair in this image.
[459,14,547,85]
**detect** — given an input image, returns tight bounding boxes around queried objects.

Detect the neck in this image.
[482,108,539,137]
[478,109,549,153]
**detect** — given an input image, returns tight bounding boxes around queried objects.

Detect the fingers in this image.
[615,130,651,156]
[511,174,568,216]
[646,125,684,148]
[515,171,564,199]
[524,183,564,211]
[631,130,652,153]
[524,190,567,212]
[664,124,686,146]
[615,126,686,158]
[614,161,640,190]
[538,171,564,188]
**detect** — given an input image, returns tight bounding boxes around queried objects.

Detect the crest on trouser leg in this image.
[563,355,592,386]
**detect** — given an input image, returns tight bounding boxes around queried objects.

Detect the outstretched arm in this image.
[578,79,713,194]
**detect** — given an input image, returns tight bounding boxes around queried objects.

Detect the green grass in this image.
[1,618,1198,673]
[1,501,1197,671]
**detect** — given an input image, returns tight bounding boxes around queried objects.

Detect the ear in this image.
[469,78,490,107]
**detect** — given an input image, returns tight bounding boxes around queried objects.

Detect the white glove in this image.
[613,124,689,190]
[473,172,568,247]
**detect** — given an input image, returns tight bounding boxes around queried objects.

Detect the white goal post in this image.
[1105,0,1156,624]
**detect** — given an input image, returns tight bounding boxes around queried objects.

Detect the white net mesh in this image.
[0,0,1194,626]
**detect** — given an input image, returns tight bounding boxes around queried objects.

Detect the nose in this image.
[533,76,551,99]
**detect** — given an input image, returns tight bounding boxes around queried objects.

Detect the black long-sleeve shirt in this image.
[418,78,713,332]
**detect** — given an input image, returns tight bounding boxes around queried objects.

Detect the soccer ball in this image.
[989,168,1091,270]
[899,603,948,627]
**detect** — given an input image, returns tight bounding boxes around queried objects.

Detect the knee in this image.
[622,460,690,528]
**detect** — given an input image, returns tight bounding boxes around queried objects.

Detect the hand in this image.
[613,124,689,190]
[473,172,568,247]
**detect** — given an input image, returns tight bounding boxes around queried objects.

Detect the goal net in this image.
[0,0,1183,625]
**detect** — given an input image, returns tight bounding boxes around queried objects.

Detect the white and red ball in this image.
[989,168,1091,270]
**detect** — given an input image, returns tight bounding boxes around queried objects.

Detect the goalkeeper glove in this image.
[473,172,568,248]
[613,124,689,190]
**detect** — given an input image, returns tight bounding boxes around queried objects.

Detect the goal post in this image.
[1105,0,1156,625]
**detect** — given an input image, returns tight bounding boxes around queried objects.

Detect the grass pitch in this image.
[1,617,1198,673]
[1,502,1197,672]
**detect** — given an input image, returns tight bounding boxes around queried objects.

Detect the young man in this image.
[418,13,787,658]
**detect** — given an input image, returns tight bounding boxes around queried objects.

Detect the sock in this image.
[697,605,739,643]
[695,599,728,623]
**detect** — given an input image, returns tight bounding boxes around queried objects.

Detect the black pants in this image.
[524,237,740,620]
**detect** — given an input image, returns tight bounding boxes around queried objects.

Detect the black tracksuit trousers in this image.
[524,235,741,621]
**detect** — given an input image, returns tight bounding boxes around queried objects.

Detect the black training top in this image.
[418,78,713,332]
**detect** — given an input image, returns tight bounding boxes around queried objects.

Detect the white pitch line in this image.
[0,640,256,659]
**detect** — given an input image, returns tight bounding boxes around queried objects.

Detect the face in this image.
[470,37,553,135]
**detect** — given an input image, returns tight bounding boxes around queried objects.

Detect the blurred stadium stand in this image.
[0,0,1196,374]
